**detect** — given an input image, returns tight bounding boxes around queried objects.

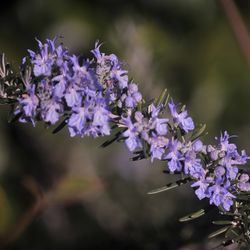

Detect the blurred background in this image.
[0,0,250,249]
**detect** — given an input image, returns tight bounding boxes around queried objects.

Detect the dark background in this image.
[0,1,250,249]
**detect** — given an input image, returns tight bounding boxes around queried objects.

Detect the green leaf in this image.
[181,105,186,112]
[236,195,250,201]
[230,229,240,238]
[131,151,146,161]
[8,111,22,123]
[100,128,124,148]
[212,220,232,225]
[179,209,206,222]
[190,123,207,141]
[52,117,68,134]
[0,98,16,105]
[100,132,122,148]
[163,94,170,108]
[137,100,142,111]
[154,88,168,107]
[208,226,230,239]
[148,177,191,194]
[0,53,6,77]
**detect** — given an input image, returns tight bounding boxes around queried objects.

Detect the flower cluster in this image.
[119,104,169,161]
[237,173,250,191]
[8,38,250,213]
[91,43,142,109]
[15,39,142,137]
[118,94,250,211]
[191,131,249,211]
[118,99,197,164]
[168,99,194,133]
[164,139,205,176]
[2,37,250,248]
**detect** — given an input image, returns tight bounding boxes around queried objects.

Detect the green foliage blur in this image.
[0,0,250,249]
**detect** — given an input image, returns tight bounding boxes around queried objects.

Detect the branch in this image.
[220,0,250,66]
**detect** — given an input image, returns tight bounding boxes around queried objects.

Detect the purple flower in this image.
[91,42,104,62]
[52,62,70,98]
[226,166,238,180]
[222,192,235,211]
[208,181,235,211]
[92,103,111,136]
[128,83,138,93]
[28,39,56,77]
[240,173,249,182]
[120,115,142,151]
[70,55,101,92]
[238,182,250,192]
[214,166,226,178]
[19,85,39,118]
[92,42,128,91]
[53,79,66,98]
[237,173,250,192]
[68,106,89,137]
[149,135,168,162]
[207,145,220,161]
[65,86,82,108]
[163,139,184,172]
[208,184,226,207]
[218,131,231,152]
[213,131,250,182]
[41,100,61,124]
[132,92,142,103]
[110,68,128,89]
[150,105,168,136]
[125,96,135,108]
[192,140,204,152]
[106,53,128,89]
[127,83,142,105]
[16,84,39,126]
[191,175,211,200]
[55,43,69,67]
[237,150,250,164]
[120,83,142,109]
[168,99,194,133]
[183,150,203,178]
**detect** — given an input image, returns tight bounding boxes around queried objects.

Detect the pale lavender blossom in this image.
[92,101,111,136]
[41,100,62,124]
[121,115,142,151]
[125,96,135,108]
[28,39,56,77]
[183,150,203,178]
[91,42,128,90]
[192,140,204,152]
[65,86,82,108]
[16,84,39,126]
[168,99,194,132]
[163,139,184,172]
[150,104,168,136]
[68,106,89,137]
[208,182,235,211]
[19,85,39,118]
[191,176,211,200]
[149,135,168,162]
[237,173,250,191]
